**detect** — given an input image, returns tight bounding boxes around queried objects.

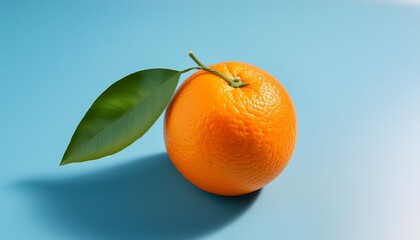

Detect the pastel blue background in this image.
[1,0,419,239]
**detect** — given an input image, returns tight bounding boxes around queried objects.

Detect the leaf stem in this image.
[180,67,202,74]
[188,51,248,88]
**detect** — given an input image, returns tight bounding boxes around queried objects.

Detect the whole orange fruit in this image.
[164,61,297,196]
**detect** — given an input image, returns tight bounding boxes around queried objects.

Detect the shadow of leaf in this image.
[13,153,260,240]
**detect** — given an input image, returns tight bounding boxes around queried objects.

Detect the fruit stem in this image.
[188,51,248,88]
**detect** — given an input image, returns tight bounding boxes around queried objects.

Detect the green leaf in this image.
[61,69,181,165]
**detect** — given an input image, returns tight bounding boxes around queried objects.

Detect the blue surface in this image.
[1,1,419,239]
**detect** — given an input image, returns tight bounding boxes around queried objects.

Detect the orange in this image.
[164,61,297,196]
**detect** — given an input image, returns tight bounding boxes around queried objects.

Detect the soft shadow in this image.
[13,153,260,240]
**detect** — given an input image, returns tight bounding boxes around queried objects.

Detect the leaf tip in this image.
[60,156,71,166]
